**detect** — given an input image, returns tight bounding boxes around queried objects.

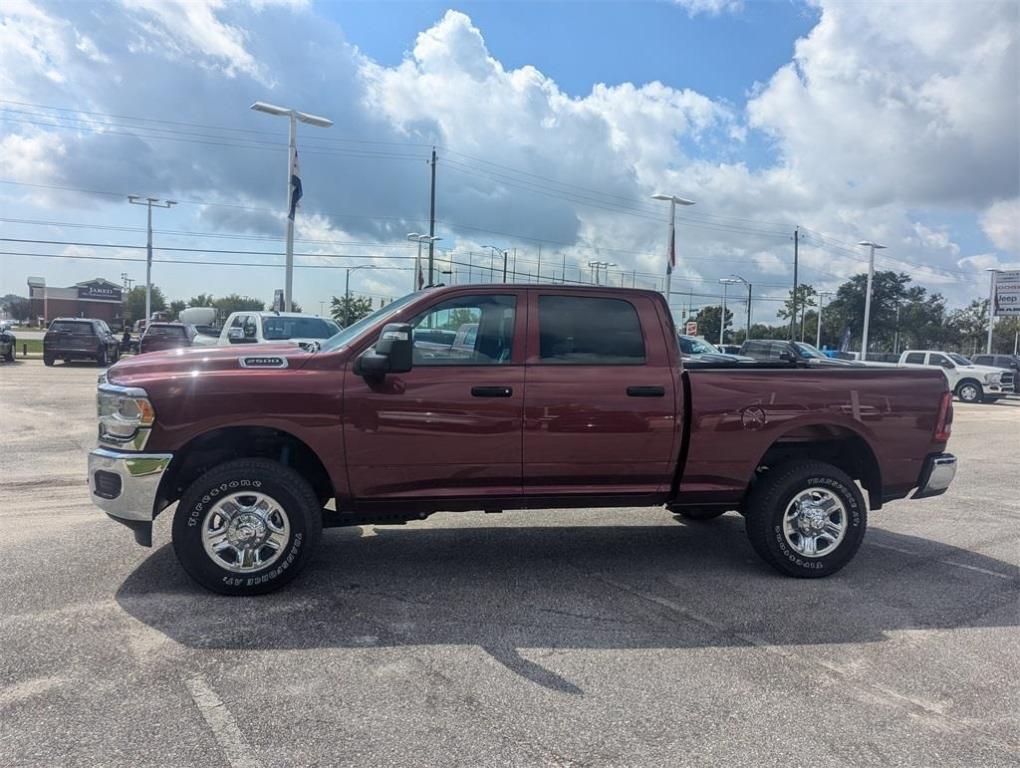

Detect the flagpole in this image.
[665,197,675,301]
[284,113,297,312]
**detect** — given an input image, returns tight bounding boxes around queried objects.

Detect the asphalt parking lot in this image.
[1,359,1018,767]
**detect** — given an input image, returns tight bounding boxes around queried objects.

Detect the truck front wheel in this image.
[172,458,322,596]
[955,380,982,403]
[744,460,866,578]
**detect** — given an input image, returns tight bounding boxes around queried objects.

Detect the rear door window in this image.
[538,296,645,364]
[903,352,925,365]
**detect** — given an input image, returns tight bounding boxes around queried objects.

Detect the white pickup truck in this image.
[192,311,341,350]
[898,350,1014,403]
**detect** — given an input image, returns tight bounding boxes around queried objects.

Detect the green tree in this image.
[213,294,264,316]
[691,304,734,345]
[330,295,373,326]
[125,285,167,322]
[823,271,914,354]
[777,284,818,323]
[187,293,216,308]
[1,294,30,321]
[169,300,187,319]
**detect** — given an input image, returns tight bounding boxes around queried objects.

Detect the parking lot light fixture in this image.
[127,196,176,327]
[858,241,886,361]
[728,274,752,342]
[651,193,695,303]
[719,277,739,346]
[250,101,333,312]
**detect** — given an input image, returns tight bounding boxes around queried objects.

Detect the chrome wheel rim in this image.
[782,487,847,558]
[201,492,291,573]
[960,385,978,401]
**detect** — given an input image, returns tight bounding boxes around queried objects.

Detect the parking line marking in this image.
[939,560,1015,580]
[184,675,258,768]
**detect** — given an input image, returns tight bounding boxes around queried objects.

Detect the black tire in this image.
[673,508,727,521]
[4,347,13,362]
[955,379,982,403]
[744,460,867,578]
[97,347,108,367]
[172,458,323,596]
[43,353,54,366]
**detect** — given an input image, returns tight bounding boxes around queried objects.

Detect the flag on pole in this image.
[667,226,675,275]
[288,150,303,221]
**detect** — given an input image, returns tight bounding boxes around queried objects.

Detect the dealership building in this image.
[28,277,125,327]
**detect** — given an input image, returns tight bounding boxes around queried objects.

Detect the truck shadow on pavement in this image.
[116,514,1019,695]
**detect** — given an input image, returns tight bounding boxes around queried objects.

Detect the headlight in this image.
[98,385,155,447]
[984,373,1000,384]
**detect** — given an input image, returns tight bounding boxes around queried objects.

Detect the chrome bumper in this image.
[913,453,957,499]
[88,448,172,544]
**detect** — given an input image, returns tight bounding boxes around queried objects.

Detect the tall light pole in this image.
[728,274,752,342]
[343,265,378,327]
[858,240,886,361]
[651,193,695,305]
[719,277,738,346]
[127,196,176,325]
[588,261,615,285]
[986,268,998,354]
[408,233,441,289]
[250,101,332,312]
[817,291,832,349]
[482,245,507,282]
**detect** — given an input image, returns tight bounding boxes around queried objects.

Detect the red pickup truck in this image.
[88,285,956,595]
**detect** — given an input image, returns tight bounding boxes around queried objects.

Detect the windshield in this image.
[50,321,94,335]
[794,342,828,359]
[261,316,341,341]
[678,335,716,355]
[318,292,421,352]
[948,353,972,366]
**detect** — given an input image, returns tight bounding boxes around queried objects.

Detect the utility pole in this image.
[817,291,832,349]
[893,302,901,355]
[428,147,437,285]
[536,244,542,283]
[858,240,886,361]
[511,248,517,281]
[790,227,799,340]
[128,196,176,325]
[502,250,508,281]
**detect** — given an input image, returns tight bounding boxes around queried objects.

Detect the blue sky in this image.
[0,0,1016,321]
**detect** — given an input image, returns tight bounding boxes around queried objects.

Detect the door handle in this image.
[627,386,665,397]
[472,386,513,398]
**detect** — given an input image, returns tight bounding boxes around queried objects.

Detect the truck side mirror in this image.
[227,327,244,342]
[357,323,413,378]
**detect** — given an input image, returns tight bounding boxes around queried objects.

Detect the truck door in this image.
[522,291,679,497]
[343,290,525,499]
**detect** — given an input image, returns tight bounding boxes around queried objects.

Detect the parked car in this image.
[0,323,15,362]
[716,344,743,355]
[677,334,751,363]
[898,350,1012,403]
[741,339,856,366]
[44,318,120,366]
[192,311,341,350]
[139,322,198,354]
[89,285,956,596]
[970,353,1020,393]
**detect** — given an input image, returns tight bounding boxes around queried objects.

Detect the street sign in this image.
[993,270,1020,317]
[685,321,698,335]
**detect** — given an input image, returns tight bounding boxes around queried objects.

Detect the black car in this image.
[740,339,856,366]
[971,353,1020,393]
[43,318,121,367]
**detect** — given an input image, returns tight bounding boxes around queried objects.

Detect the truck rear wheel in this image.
[744,460,866,578]
[172,458,322,596]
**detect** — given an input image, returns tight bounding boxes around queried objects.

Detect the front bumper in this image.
[912,452,957,499]
[88,448,173,545]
